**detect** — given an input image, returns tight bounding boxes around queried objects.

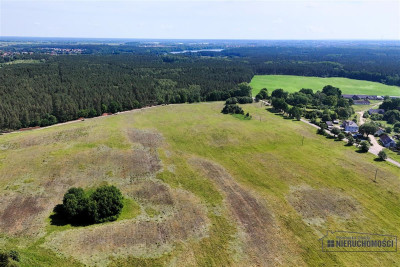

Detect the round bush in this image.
[88,185,124,223]
[62,187,88,220]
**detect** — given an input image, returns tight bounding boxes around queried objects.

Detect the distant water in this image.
[170,49,224,54]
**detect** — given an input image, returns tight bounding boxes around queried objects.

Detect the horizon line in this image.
[1,36,400,42]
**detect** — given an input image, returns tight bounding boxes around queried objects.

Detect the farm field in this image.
[250,75,400,96]
[0,102,400,266]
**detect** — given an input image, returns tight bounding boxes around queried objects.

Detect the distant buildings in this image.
[353,99,371,105]
[380,134,396,148]
[326,121,334,129]
[342,120,359,133]
[368,109,385,115]
[342,94,383,100]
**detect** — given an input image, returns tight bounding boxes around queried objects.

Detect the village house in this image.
[380,134,397,148]
[326,121,334,129]
[342,94,381,100]
[342,120,359,133]
[368,109,385,115]
[374,128,385,136]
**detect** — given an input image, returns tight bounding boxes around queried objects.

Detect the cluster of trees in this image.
[255,88,268,101]
[270,85,353,121]
[377,98,400,126]
[221,104,244,115]
[60,185,124,224]
[221,94,252,118]
[0,55,253,130]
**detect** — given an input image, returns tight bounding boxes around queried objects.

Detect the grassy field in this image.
[1,59,42,66]
[250,75,400,96]
[0,102,400,266]
[351,100,382,113]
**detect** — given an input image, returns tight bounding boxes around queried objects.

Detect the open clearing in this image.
[250,75,400,96]
[0,102,400,266]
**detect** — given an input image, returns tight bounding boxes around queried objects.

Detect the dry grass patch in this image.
[43,181,209,266]
[288,185,360,225]
[127,128,163,149]
[0,195,53,237]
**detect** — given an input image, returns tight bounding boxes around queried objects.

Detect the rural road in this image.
[300,102,400,168]
[1,105,160,136]
[300,118,400,168]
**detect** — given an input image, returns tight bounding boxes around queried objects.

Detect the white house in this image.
[342,120,359,133]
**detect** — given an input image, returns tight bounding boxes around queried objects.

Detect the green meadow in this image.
[250,75,400,96]
[0,102,399,266]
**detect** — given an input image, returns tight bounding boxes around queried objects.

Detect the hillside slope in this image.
[0,102,399,266]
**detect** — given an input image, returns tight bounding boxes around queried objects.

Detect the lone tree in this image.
[337,132,345,140]
[378,150,387,161]
[289,106,302,120]
[360,141,370,152]
[359,123,379,136]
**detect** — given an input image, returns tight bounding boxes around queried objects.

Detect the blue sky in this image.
[1,0,399,40]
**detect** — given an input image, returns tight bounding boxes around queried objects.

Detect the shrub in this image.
[62,187,88,221]
[385,126,392,134]
[347,136,355,145]
[0,250,20,267]
[221,104,244,115]
[236,96,253,104]
[331,127,341,136]
[378,150,387,161]
[317,127,325,135]
[337,133,345,140]
[8,251,20,262]
[225,97,238,105]
[88,185,124,223]
[360,141,370,152]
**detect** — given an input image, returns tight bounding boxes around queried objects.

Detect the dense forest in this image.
[216,46,400,86]
[0,41,399,130]
[0,54,252,130]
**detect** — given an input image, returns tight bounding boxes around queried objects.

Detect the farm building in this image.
[342,120,359,133]
[342,94,382,100]
[368,109,385,115]
[375,128,385,136]
[380,134,396,148]
[326,121,334,129]
[353,99,371,105]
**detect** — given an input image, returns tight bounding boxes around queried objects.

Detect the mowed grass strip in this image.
[132,102,400,266]
[250,75,400,96]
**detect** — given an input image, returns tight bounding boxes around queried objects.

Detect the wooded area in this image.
[1,42,399,130]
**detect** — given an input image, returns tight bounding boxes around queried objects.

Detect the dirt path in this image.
[357,111,366,125]
[1,105,161,136]
[190,157,281,266]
